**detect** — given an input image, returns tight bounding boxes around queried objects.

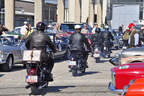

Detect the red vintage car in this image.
[109,62,144,93]
[121,78,144,96]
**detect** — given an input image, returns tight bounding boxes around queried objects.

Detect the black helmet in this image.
[36,22,46,31]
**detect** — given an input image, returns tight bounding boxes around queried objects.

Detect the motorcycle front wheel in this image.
[81,68,86,73]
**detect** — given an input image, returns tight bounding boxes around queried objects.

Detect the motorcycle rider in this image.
[69,25,91,68]
[103,25,114,57]
[91,26,103,55]
[25,22,57,81]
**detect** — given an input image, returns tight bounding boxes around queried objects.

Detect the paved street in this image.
[0,51,119,96]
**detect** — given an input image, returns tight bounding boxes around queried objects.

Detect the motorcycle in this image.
[68,51,86,76]
[93,45,101,63]
[103,45,111,58]
[23,50,52,94]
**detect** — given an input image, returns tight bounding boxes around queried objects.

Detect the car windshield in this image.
[60,24,78,32]
[0,36,14,45]
[13,28,21,34]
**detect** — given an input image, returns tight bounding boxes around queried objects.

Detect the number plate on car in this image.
[93,53,100,57]
[26,75,38,83]
[68,61,76,66]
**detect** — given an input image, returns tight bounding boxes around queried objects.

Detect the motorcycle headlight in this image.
[111,71,115,87]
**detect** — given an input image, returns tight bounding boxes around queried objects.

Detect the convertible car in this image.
[0,36,26,71]
[110,47,144,66]
[109,62,144,93]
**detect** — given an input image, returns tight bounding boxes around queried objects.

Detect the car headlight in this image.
[0,50,3,58]
[111,71,115,87]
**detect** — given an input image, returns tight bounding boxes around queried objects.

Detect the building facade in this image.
[0,0,57,27]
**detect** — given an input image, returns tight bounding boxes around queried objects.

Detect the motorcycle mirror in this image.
[109,57,120,66]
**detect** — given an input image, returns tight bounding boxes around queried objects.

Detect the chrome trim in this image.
[111,71,115,87]
[108,82,123,93]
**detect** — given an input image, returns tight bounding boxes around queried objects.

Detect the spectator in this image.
[0,24,8,35]
[25,24,33,38]
[20,21,28,39]
[92,23,100,34]
[139,26,144,46]
[81,24,89,34]
[128,29,139,48]
[122,27,130,47]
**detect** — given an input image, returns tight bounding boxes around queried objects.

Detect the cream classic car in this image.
[110,47,144,66]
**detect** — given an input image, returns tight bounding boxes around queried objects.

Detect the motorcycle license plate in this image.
[93,53,100,57]
[69,61,76,66]
[26,75,38,83]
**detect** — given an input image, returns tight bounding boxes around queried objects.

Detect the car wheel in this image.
[2,56,14,72]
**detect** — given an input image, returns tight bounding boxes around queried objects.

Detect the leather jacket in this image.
[91,31,104,47]
[25,30,56,53]
[69,32,90,51]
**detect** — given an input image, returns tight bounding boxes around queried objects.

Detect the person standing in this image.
[92,23,100,34]
[139,26,144,46]
[122,27,130,48]
[20,21,28,40]
[128,29,139,48]
[25,24,33,38]
[0,24,8,35]
[81,24,89,34]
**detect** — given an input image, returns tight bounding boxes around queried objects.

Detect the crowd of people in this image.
[1,21,144,81]
[122,23,144,48]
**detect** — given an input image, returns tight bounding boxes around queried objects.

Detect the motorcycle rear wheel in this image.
[72,69,77,76]
[31,86,41,95]
[95,57,100,63]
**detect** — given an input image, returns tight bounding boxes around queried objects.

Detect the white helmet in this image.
[24,21,28,25]
[105,25,109,29]
[48,25,52,27]
[74,25,81,29]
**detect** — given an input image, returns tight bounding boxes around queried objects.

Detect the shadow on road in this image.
[0,65,25,72]
[29,85,75,95]
[99,60,109,63]
[77,71,101,77]
[13,65,25,71]
[0,74,4,77]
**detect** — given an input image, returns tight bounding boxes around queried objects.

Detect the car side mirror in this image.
[109,57,120,66]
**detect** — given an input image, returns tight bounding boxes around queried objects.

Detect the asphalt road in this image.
[0,50,120,96]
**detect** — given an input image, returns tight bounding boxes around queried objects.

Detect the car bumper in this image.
[108,82,123,94]
[0,58,6,64]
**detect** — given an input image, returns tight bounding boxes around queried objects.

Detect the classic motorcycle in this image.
[93,45,101,63]
[68,51,87,76]
[23,50,52,94]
